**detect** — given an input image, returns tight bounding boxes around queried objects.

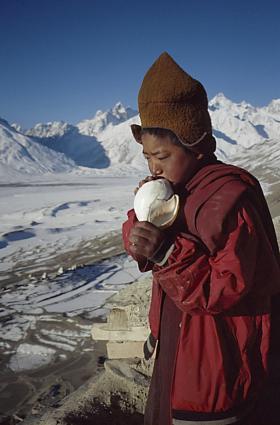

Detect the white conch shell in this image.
[134,179,180,228]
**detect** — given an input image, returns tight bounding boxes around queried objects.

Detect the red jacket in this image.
[122,162,280,417]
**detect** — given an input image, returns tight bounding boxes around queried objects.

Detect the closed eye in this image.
[157,156,169,160]
[143,153,169,160]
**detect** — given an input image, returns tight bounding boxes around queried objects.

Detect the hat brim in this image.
[130,124,216,154]
[130,124,142,144]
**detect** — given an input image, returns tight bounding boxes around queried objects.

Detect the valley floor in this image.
[1,170,280,423]
[0,175,144,421]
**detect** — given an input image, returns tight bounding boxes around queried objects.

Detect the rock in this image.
[92,323,149,342]
[91,276,152,359]
[22,358,153,424]
[21,275,154,423]
[106,341,146,359]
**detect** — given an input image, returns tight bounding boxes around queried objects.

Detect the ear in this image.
[130,124,142,143]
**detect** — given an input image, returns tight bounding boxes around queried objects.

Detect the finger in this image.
[130,242,145,256]
[130,232,152,247]
[138,176,154,188]
[129,234,150,247]
[134,221,160,232]
[138,180,146,188]
[129,226,153,245]
[130,224,158,241]
[135,176,157,195]
[130,240,153,258]
[129,228,164,254]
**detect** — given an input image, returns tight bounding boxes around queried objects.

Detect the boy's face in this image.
[141,133,200,186]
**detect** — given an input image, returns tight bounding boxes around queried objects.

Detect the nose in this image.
[150,160,163,177]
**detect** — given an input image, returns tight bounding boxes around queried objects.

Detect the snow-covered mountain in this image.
[22,102,139,169]
[26,122,110,168]
[1,95,280,181]
[25,95,280,163]
[77,102,137,135]
[0,118,76,180]
[230,137,280,183]
[25,121,71,139]
[209,93,280,158]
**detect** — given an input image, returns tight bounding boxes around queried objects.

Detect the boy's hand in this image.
[134,176,161,194]
[129,221,166,262]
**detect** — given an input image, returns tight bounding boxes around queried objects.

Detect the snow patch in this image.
[9,343,56,371]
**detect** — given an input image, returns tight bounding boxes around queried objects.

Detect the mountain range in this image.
[1,94,280,182]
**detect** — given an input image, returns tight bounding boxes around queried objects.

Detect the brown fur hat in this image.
[131,52,216,154]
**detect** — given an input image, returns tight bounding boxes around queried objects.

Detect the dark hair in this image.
[140,127,182,146]
[140,127,217,163]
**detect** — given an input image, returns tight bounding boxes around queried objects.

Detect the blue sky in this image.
[0,0,279,128]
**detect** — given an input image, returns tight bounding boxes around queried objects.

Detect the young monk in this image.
[122,52,280,425]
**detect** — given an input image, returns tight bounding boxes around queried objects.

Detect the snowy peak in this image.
[209,93,254,113]
[0,117,76,178]
[208,94,280,153]
[266,99,280,115]
[209,93,233,109]
[77,102,138,135]
[10,122,24,133]
[0,117,12,128]
[1,94,280,179]
[25,102,137,140]
[111,101,133,119]
[26,121,75,139]
[24,121,110,169]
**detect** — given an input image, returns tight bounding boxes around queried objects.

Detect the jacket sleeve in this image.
[122,209,154,272]
[153,201,260,314]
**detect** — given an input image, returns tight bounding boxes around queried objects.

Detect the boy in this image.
[122,52,280,425]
